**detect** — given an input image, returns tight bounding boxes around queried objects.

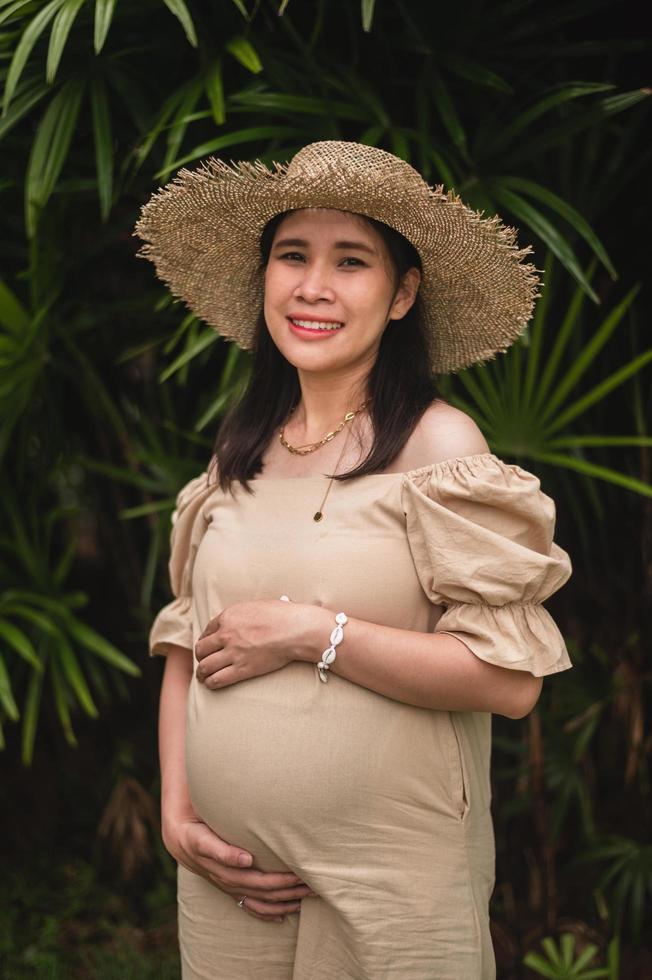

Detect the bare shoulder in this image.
[396,399,491,471]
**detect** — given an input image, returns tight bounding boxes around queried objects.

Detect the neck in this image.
[290,369,370,442]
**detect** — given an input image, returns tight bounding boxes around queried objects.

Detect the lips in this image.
[288,316,344,331]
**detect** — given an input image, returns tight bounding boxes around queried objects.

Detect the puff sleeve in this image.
[148,467,215,657]
[401,453,573,677]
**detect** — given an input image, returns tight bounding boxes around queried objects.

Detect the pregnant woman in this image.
[134,141,573,979]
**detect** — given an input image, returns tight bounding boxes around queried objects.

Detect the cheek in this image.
[263,266,278,303]
[347,273,395,323]
[263,268,287,325]
[264,263,296,300]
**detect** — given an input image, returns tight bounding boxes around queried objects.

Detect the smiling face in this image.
[262,208,420,379]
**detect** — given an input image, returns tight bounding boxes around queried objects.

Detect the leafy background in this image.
[0,1,650,977]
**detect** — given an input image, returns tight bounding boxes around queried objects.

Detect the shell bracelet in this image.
[280,597,348,684]
[317,612,348,683]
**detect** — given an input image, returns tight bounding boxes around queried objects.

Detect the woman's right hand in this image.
[163,814,315,922]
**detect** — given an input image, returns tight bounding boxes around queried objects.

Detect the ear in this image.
[389,267,421,321]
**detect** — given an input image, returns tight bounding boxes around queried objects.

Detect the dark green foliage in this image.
[0,857,180,979]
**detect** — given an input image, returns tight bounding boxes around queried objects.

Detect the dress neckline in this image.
[249,452,498,484]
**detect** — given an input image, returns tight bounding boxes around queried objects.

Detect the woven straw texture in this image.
[133,141,540,374]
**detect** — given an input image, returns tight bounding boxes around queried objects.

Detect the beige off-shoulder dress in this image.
[149,452,573,980]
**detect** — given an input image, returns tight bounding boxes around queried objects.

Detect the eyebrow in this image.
[272,237,377,255]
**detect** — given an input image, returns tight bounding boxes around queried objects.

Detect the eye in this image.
[278,251,305,262]
[339,257,366,268]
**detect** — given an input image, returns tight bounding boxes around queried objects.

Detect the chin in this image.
[285,350,344,372]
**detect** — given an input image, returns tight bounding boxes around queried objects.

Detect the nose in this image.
[292,262,336,304]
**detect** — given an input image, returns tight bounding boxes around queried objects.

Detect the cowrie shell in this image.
[322,648,337,665]
[330,625,344,646]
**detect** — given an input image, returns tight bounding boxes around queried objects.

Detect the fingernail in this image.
[238,853,252,867]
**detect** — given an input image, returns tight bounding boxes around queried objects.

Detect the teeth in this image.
[291,318,344,331]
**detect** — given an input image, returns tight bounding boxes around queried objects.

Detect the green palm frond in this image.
[24,74,85,235]
[2,0,67,114]
[524,932,619,979]
[161,0,197,47]
[89,73,113,219]
[440,256,652,500]
[225,35,263,73]
[574,836,652,944]
[0,498,141,764]
[93,0,117,54]
[46,0,85,84]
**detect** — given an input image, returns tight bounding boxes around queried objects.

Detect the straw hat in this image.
[133,140,540,374]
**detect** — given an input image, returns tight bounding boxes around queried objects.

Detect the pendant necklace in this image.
[312,421,353,522]
[278,398,371,522]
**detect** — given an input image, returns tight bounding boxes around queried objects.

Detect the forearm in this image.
[299,608,540,718]
[158,645,196,831]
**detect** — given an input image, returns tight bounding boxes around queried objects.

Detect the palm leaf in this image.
[155,125,309,176]
[24,76,85,235]
[50,656,77,746]
[0,618,40,669]
[204,56,225,126]
[93,0,117,54]
[0,0,40,30]
[454,365,498,423]
[488,81,614,154]
[2,0,67,114]
[431,67,468,156]
[361,0,376,32]
[426,147,457,190]
[160,75,204,181]
[0,653,19,722]
[439,53,511,93]
[21,655,44,764]
[546,435,652,448]
[544,349,652,434]
[489,183,599,302]
[539,285,640,424]
[130,86,187,173]
[225,36,263,74]
[0,278,29,334]
[90,73,114,220]
[230,0,249,17]
[0,78,51,141]
[159,329,218,382]
[494,176,616,278]
[522,251,554,408]
[46,0,86,84]
[161,0,197,47]
[530,267,590,416]
[2,604,61,638]
[66,616,141,676]
[228,90,367,120]
[508,88,651,166]
[528,452,651,499]
[56,632,99,718]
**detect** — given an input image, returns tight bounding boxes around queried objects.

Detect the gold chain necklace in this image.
[279,398,372,456]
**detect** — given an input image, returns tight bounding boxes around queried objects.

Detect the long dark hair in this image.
[211,210,445,493]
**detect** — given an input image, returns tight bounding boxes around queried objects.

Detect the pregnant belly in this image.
[185,662,463,875]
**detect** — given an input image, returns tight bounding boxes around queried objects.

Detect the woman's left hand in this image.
[194,598,325,689]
